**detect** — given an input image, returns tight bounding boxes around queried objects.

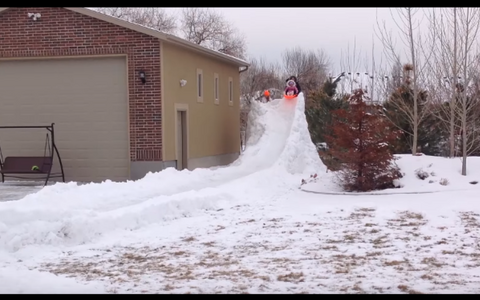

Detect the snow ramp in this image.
[0,93,326,253]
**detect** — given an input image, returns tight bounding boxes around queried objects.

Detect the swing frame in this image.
[0,123,65,186]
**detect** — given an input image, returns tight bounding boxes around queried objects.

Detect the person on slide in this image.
[284,79,299,97]
[285,75,301,95]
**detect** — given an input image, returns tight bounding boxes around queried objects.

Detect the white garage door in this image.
[0,56,130,183]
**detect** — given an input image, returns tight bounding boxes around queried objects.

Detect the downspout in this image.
[239,66,249,73]
[239,65,249,153]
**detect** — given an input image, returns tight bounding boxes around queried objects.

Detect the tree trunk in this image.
[358,117,364,187]
[450,7,458,158]
[408,8,419,156]
[449,106,456,157]
[412,121,418,155]
[462,109,467,175]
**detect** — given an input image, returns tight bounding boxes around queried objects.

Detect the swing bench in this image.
[0,123,65,186]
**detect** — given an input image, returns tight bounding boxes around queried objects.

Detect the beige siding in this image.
[161,42,241,162]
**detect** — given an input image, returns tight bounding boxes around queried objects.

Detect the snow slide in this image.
[0,93,325,253]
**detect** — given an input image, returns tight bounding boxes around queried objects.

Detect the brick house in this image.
[0,7,249,183]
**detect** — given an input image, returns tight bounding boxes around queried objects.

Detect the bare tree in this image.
[454,8,480,175]
[374,60,405,105]
[337,35,396,105]
[336,37,390,104]
[240,56,283,106]
[332,36,388,106]
[239,56,283,152]
[385,61,405,95]
[338,38,368,95]
[427,8,480,174]
[281,47,330,96]
[180,8,246,59]
[365,35,401,105]
[367,34,377,103]
[376,8,434,155]
[465,75,480,156]
[94,7,177,34]
[426,8,461,158]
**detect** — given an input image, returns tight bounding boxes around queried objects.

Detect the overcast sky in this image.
[167,8,413,74]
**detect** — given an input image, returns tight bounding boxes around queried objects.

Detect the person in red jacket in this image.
[263,90,271,102]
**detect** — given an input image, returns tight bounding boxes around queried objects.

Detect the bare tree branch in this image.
[180,8,246,59]
[375,8,433,155]
[240,56,283,106]
[94,7,177,34]
[427,8,480,174]
[281,47,331,96]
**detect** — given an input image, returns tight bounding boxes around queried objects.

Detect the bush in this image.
[325,89,403,192]
[318,150,342,172]
[415,168,429,180]
[439,178,449,186]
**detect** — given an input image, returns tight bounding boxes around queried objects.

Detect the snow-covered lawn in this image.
[2,190,479,294]
[1,94,479,294]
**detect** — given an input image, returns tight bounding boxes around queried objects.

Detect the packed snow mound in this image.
[274,96,325,174]
[0,93,325,253]
[235,93,324,175]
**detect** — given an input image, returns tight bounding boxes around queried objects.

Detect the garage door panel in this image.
[0,56,130,183]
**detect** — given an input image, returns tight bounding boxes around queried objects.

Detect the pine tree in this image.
[384,79,447,156]
[325,89,403,192]
[305,78,349,145]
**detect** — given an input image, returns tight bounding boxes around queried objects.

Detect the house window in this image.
[214,73,219,105]
[228,77,233,106]
[197,68,203,102]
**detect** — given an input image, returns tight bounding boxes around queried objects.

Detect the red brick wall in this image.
[0,7,162,161]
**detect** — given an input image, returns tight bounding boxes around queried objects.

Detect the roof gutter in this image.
[165,34,249,68]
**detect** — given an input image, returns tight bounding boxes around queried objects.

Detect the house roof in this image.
[0,7,249,68]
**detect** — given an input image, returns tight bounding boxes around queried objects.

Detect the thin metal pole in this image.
[49,123,66,182]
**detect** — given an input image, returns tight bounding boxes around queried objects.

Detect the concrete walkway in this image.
[0,182,43,202]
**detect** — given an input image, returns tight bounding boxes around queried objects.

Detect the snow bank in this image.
[0,189,234,252]
[0,93,326,253]
[394,154,480,191]
[302,154,480,194]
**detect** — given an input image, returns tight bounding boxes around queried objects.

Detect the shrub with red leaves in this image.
[325,89,403,192]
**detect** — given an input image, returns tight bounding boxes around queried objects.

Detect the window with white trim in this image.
[228,76,233,106]
[197,68,203,102]
[214,73,219,105]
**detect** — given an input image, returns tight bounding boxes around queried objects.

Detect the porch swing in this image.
[0,123,65,186]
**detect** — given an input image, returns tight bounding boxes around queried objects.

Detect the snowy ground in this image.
[302,154,480,195]
[1,94,479,294]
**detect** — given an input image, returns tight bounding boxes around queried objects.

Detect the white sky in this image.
[166,7,411,74]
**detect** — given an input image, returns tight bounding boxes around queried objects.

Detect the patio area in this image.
[0,181,43,202]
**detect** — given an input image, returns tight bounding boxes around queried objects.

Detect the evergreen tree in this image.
[325,89,402,192]
[383,83,447,155]
[305,78,349,146]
